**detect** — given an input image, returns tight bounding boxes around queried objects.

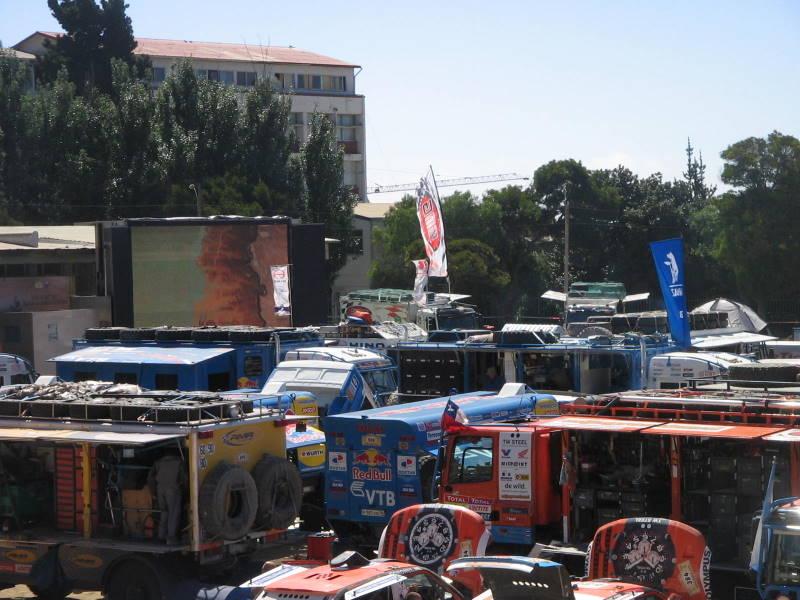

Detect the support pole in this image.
[81,442,92,539]
[669,437,683,521]
[562,184,570,325]
[561,431,571,543]
[189,433,200,551]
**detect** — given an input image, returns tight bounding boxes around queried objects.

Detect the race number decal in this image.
[499,431,532,500]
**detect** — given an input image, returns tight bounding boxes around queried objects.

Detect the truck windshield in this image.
[448,436,494,484]
[768,531,800,585]
[362,369,397,395]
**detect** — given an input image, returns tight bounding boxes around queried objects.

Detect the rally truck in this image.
[323,384,560,544]
[0,380,302,600]
[438,385,800,596]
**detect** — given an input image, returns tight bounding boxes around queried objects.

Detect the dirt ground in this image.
[0,530,311,599]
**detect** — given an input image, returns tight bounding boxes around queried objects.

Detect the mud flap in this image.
[30,547,66,591]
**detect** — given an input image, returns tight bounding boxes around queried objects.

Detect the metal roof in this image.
[27,32,359,68]
[0,226,95,251]
[691,331,778,348]
[353,202,395,219]
[51,345,235,365]
[0,427,183,445]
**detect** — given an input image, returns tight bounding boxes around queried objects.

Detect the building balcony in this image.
[338,141,359,154]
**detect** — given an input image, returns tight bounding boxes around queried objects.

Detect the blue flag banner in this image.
[650,238,691,348]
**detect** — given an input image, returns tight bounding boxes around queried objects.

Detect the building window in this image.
[114,372,138,385]
[327,75,346,91]
[153,67,166,82]
[295,74,306,89]
[208,372,231,392]
[236,71,257,86]
[336,114,358,151]
[74,371,97,382]
[154,373,179,390]
[311,75,322,90]
[243,355,264,377]
[220,70,234,85]
[207,70,220,82]
[195,69,207,80]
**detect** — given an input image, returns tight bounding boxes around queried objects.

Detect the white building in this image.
[14,32,367,199]
[331,202,394,315]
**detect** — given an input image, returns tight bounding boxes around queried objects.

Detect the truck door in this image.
[440,433,497,524]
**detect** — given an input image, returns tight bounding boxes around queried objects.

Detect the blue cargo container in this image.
[51,328,321,391]
[323,386,560,542]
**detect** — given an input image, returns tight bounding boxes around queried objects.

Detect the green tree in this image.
[39,0,141,95]
[301,112,358,278]
[715,131,800,312]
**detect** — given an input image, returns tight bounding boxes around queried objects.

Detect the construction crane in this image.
[370,173,528,194]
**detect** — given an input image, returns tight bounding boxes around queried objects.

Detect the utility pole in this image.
[562,183,570,325]
[189,184,201,217]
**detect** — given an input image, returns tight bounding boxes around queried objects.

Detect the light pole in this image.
[562,183,570,325]
[189,183,201,217]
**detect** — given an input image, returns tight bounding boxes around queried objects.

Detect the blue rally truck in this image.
[323,384,561,543]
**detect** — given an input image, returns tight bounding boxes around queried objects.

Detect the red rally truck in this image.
[438,387,800,595]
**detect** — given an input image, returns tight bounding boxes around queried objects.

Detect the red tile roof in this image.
[33,31,358,68]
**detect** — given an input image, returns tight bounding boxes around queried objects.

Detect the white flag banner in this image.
[416,170,448,277]
[412,259,429,306]
[270,265,292,316]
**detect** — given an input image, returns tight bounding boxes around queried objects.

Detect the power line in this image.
[369,173,528,194]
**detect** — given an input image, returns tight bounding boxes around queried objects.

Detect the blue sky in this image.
[2,0,798,200]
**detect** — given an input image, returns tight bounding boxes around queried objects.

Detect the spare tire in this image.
[84,327,124,341]
[155,327,195,342]
[199,462,258,540]
[119,328,157,341]
[251,455,302,530]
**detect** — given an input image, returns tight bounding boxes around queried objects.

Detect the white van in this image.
[0,353,36,388]
[647,351,754,389]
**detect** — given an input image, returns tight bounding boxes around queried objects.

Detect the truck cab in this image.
[439,424,562,545]
[323,386,560,543]
[282,346,399,406]
[0,354,36,388]
[757,498,800,599]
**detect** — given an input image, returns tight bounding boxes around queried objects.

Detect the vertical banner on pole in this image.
[650,238,691,348]
[271,265,292,317]
[411,259,429,306]
[416,169,448,277]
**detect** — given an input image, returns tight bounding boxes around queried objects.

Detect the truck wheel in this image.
[419,455,437,502]
[252,455,302,530]
[106,561,163,600]
[199,462,258,540]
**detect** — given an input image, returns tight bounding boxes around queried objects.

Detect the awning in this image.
[691,332,778,349]
[0,427,184,445]
[535,416,663,433]
[640,422,786,439]
[763,429,800,443]
[51,345,236,365]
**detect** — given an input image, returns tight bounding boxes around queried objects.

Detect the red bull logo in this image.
[352,467,393,481]
[353,449,390,467]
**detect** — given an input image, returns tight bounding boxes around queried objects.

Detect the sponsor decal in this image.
[352,467,393,482]
[353,449,390,467]
[408,511,455,566]
[237,452,249,464]
[237,377,258,389]
[611,521,675,590]
[5,549,36,564]
[222,430,255,447]
[361,434,384,447]
[499,431,532,500]
[357,425,385,434]
[329,480,345,491]
[70,553,104,569]
[0,563,13,573]
[399,441,409,451]
[400,485,417,497]
[328,451,347,472]
[444,494,491,515]
[199,457,208,471]
[350,481,396,506]
[199,443,216,457]
[13,563,31,574]
[361,508,385,517]
[426,429,441,442]
[299,445,325,469]
[533,398,559,416]
[397,455,417,477]
[335,436,345,446]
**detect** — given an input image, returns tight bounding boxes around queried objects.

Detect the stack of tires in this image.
[729,361,800,387]
[199,455,302,540]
